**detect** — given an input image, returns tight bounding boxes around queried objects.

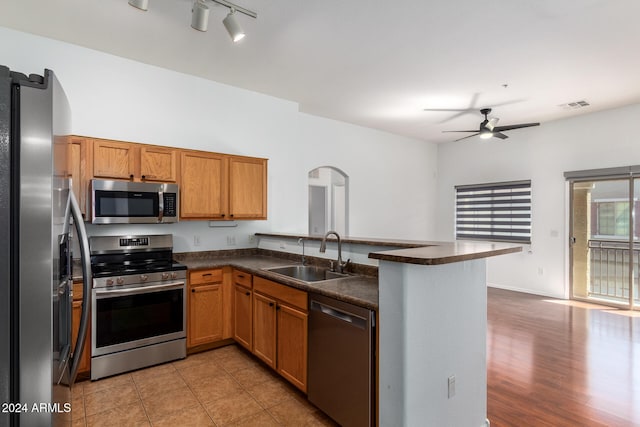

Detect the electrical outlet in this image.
[193,235,201,247]
[448,375,456,398]
[226,235,236,246]
[248,234,256,244]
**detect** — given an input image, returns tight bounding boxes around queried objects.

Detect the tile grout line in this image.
[130,372,153,426]
[172,359,222,427]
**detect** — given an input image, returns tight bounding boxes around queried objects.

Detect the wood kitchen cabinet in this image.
[252,292,277,368]
[252,277,308,392]
[92,138,179,182]
[180,150,227,219]
[232,270,253,351]
[228,156,267,219]
[68,136,89,216]
[180,151,267,220]
[188,269,224,348]
[71,282,91,376]
[67,135,267,221]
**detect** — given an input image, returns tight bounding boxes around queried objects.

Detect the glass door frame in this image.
[568,171,638,310]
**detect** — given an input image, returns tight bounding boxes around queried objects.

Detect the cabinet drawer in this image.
[233,270,252,288]
[190,268,223,285]
[254,277,307,312]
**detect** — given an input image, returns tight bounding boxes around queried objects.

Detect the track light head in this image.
[191,0,210,32]
[223,9,245,42]
[128,0,149,11]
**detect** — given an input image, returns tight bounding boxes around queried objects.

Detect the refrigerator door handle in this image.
[68,190,92,386]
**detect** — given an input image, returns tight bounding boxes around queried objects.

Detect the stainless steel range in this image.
[89,234,187,380]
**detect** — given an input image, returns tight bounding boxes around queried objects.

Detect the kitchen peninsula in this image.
[257,233,521,427]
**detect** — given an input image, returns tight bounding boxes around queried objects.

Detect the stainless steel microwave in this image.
[90,179,179,224]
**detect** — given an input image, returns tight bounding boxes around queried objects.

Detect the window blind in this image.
[455,180,531,244]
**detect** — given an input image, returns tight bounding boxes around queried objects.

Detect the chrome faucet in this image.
[319,231,350,273]
[298,238,306,265]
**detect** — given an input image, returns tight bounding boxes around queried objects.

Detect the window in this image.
[593,199,629,238]
[455,180,532,244]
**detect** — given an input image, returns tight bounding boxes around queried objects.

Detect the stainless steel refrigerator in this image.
[0,65,91,427]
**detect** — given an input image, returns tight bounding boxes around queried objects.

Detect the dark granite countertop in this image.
[174,252,379,310]
[257,232,523,265]
[368,241,522,265]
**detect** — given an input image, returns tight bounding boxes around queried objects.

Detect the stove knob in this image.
[106,278,114,286]
[162,272,170,280]
[171,272,178,279]
[140,274,148,282]
[116,277,125,285]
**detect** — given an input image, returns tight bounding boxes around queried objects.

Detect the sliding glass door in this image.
[570,177,639,309]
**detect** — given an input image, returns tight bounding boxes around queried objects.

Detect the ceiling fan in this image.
[443,108,539,142]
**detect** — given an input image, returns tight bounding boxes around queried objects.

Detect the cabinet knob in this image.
[221,214,225,218]
[141,175,146,180]
[129,174,134,180]
[245,291,250,296]
[230,214,234,218]
[269,302,274,307]
[191,289,196,293]
[276,306,281,311]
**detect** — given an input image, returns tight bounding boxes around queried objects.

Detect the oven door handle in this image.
[95,281,185,298]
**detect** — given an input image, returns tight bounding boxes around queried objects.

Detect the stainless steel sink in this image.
[265,265,349,282]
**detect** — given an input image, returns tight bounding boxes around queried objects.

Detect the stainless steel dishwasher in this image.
[308,293,375,427]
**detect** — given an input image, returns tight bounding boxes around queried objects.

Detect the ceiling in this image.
[2,0,639,143]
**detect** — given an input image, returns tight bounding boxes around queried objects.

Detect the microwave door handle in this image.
[68,190,92,386]
[158,191,164,223]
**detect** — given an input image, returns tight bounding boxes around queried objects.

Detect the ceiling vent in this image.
[558,100,590,110]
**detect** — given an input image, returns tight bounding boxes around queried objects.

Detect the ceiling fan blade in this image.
[492,132,508,140]
[486,117,499,131]
[454,133,480,142]
[423,109,478,124]
[493,122,540,132]
[442,130,478,133]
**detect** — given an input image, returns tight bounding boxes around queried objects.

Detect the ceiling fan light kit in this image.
[442,107,540,142]
[128,0,256,42]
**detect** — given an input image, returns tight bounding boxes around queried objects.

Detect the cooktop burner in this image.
[89,234,186,280]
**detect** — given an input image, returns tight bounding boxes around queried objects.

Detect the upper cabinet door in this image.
[180,151,228,219]
[140,146,178,182]
[229,156,267,219]
[92,140,136,180]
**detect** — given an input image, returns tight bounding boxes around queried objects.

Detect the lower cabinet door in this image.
[233,284,253,351]
[188,283,223,347]
[276,304,308,392]
[252,292,277,368]
[71,299,91,374]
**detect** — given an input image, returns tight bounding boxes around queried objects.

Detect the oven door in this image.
[92,280,186,357]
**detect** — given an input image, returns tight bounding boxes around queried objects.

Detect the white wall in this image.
[1,27,438,253]
[436,103,640,298]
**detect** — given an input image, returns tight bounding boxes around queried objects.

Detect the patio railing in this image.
[588,239,640,302]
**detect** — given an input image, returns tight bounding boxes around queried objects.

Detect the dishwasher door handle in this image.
[311,300,367,329]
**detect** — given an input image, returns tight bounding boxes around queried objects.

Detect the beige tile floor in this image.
[71,344,338,426]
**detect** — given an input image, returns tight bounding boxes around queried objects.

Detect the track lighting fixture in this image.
[191,0,210,32]
[128,0,148,11]
[223,9,244,42]
[127,0,256,42]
